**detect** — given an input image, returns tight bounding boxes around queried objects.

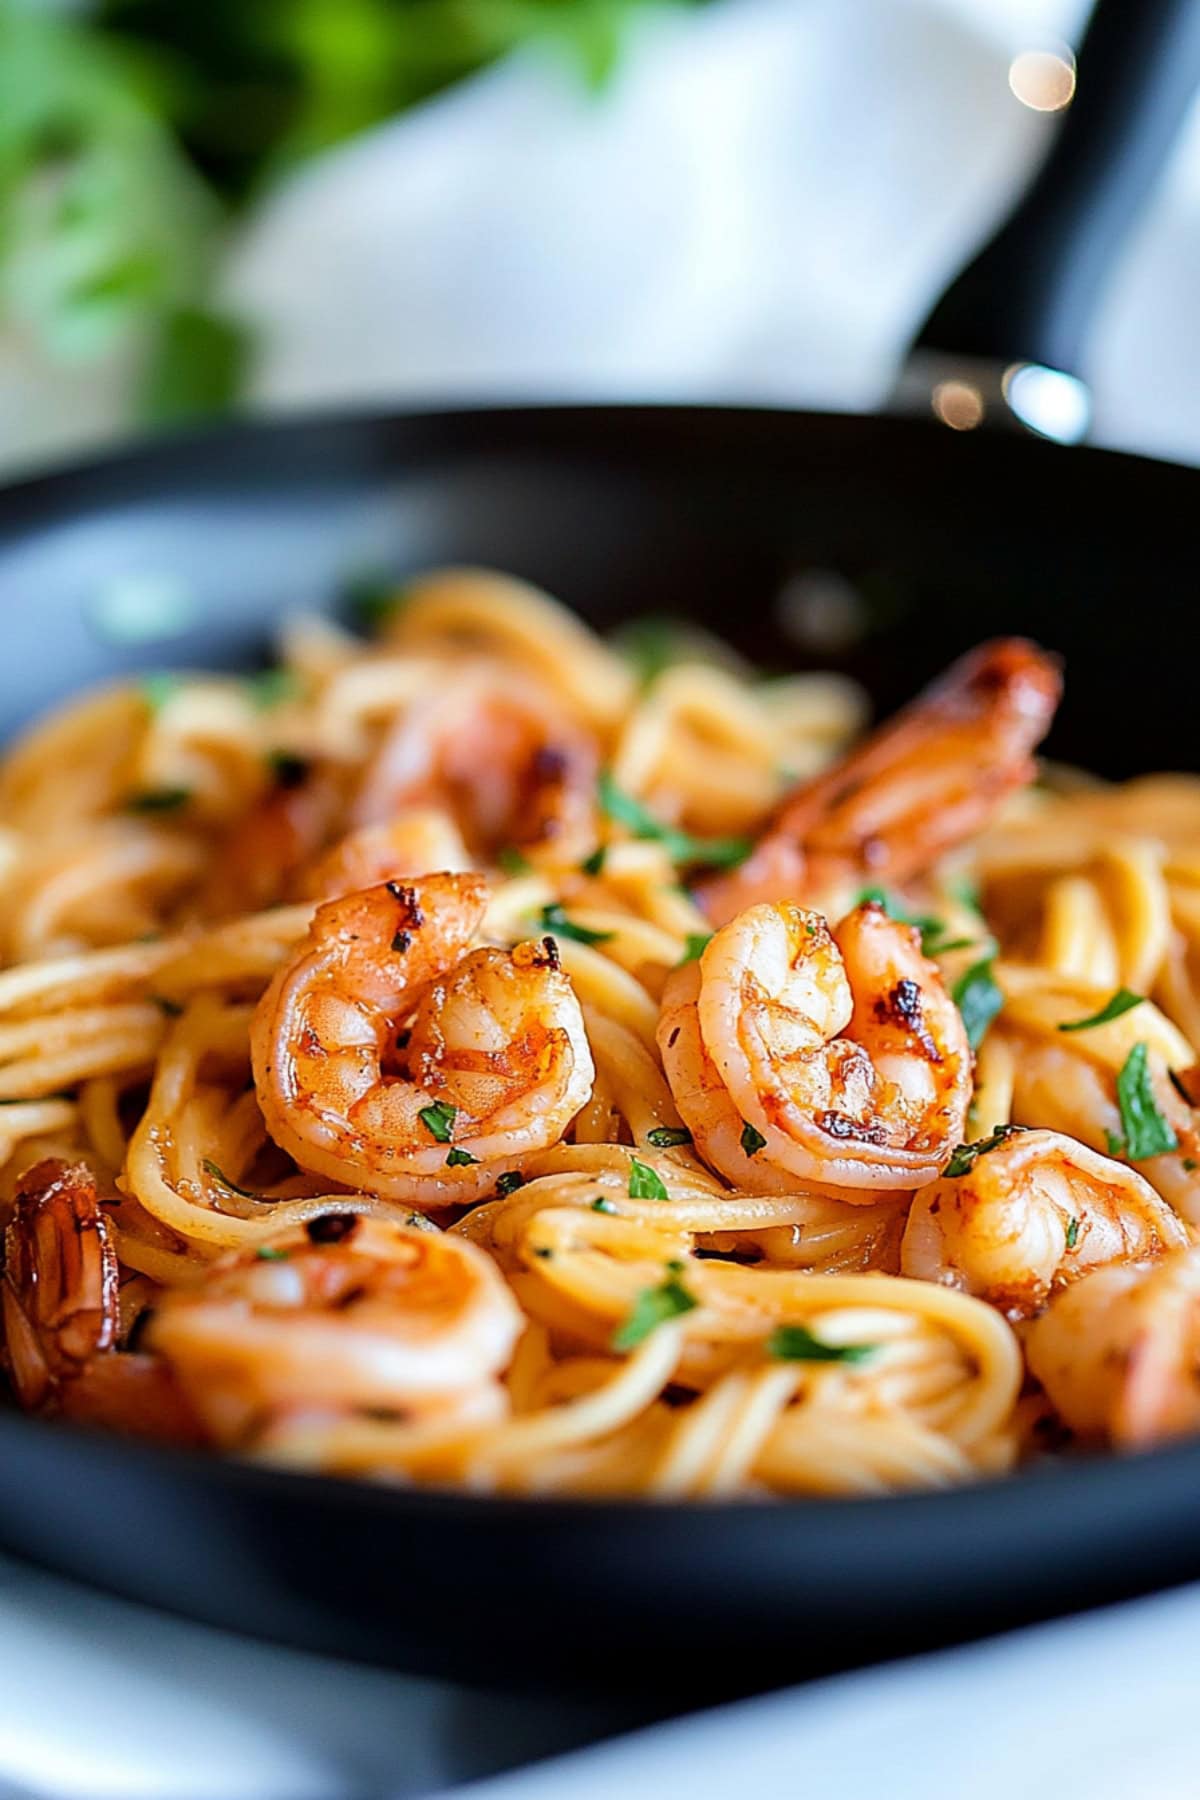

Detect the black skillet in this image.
[0,0,1199,1696]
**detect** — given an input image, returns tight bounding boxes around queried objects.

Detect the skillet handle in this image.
[903,0,1200,438]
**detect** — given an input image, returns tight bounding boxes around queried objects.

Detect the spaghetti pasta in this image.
[2,567,1200,1496]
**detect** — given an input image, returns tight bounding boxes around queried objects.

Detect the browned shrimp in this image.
[901,1127,1187,1320]
[658,900,972,1196]
[352,668,599,861]
[699,639,1062,923]
[1025,1247,1200,1447]
[199,762,340,918]
[251,872,595,1207]
[303,811,471,900]
[2,1159,202,1441]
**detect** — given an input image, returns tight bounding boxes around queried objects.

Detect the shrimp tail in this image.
[699,638,1063,923]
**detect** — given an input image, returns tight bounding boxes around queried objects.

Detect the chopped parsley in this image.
[581,846,607,877]
[125,786,191,814]
[612,1274,698,1351]
[628,1157,669,1201]
[537,903,614,946]
[532,1246,554,1260]
[446,1148,478,1168]
[495,1171,525,1197]
[255,1246,290,1261]
[246,668,301,710]
[766,1324,879,1364]
[152,994,183,1017]
[591,1196,619,1214]
[1184,1158,1199,1174]
[740,1119,767,1157]
[1115,1042,1178,1161]
[944,1124,1023,1179]
[680,932,713,965]
[646,1126,692,1149]
[853,886,981,959]
[140,671,182,714]
[597,772,750,870]
[418,1101,457,1143]
[1105,1129,1125,1157]
[1065,1216,1080,1250]
[952,957,1004,1050]
[497,847,532,876]
[1057,988,1144,1033]
[202,1158,257,1199]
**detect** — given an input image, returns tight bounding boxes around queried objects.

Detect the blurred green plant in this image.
[0,0,707,424]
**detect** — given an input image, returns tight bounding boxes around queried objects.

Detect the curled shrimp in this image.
[251,872,595,1206]
[147,1213,522,1444]
[658,900,972,1196]
[700,638,1062,923]
[901,1126,1187,1320]
[1025,1246,1200,1447]
[2,1158,200,1440]
[303,811,472,900]
[353,667,599,861]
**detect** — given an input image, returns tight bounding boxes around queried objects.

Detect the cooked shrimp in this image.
[1026,1247,1200,1446]
[658,900,972,1196]
[200,761,339,917]
[147,1214,522,1444]
[303,811,472,900]
[251,872,595,1206]
[352,667,599,861]
[901,1126,1187,1320]
[2,1158,201,1440]
[700,639,1062,922]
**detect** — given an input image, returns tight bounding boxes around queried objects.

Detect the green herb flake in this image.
[944,1124,1023,1179]
[246,668,301,710]
[497,847,532,877]
[680,932,713,965]
[1065,1216,1080,1250]
[267,749,311,788]
[581,846,607,877]
[418,1100,457,1143]
[766,1324,879,1365]
[1057,988,1145,1034]
[140,671,182,714]
[612,1275,698,1351]
[1115,1042,1178,1161]
[446,1148,478,1168]
[255,1246,290,1262]
[495,1171,525,1197]
[953,957,1004,1051]
[597,771,750,870]
[203,1158,257,1199]
[1184,1158,1199,1174]
[591,1196,619,1214]
[532,1246,554,1260]
[125,786,191,814]
[646,1126,692,1149]
[152,994,183,1017]
[537,903,614,947]
[628,1156,670,1201]
[1105,1129,1126,1157]
[740,1119,767,1158]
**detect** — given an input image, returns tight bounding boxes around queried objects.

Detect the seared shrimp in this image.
[148,1214,522,1444]
[251,872,595,1206]
[1026,1246,1200,1446]
[658,900,972,1196]
[901,1126,1187,1319]
[353,668,599,861]
[700,639,1061,922]
[2,1158,201,1440]
[304,811,471,900]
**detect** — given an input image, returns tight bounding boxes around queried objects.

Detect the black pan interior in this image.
[0,404,1195,1693]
